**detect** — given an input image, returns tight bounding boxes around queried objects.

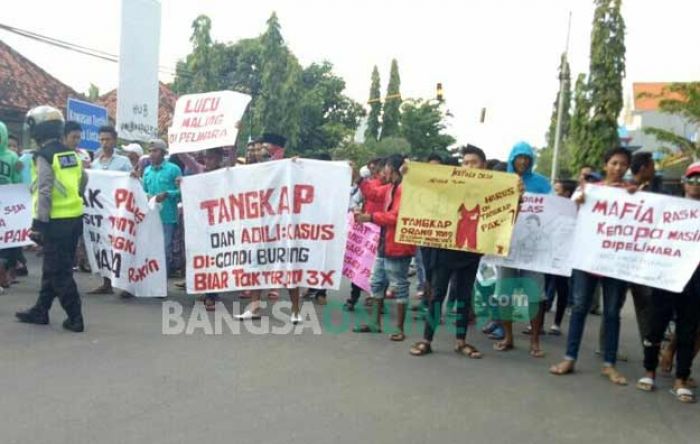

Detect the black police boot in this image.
[15,309,50,325]
[62,316,84,333]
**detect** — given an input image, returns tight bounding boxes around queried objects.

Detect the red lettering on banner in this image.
[591,199,654,223]
[663,209,699,223]
[194,271,229,291]
[114,189,145,223]
[199,185,317,225]
[128,260,160,283]
[601,240,681,257]
[184,97,221,114]
[3,228,30,243]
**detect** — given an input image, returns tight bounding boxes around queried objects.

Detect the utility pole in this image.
[551,12,572,183]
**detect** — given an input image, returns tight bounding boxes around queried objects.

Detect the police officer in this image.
[15,106,87,332]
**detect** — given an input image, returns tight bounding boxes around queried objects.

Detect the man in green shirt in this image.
[142,139,182,276]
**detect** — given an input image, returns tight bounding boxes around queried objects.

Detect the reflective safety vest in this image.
[31,149,83,219]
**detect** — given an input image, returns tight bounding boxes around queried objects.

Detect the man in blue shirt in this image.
[143,139,181,276]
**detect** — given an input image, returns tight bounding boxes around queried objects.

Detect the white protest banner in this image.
[83,170,167,296]
[116,0,161,141]
[0,184,33,249]
[181,159,351,294]
[342,213,380,292]
[486,193,577,276]
[572,185,700,292]
[167,90,251,154]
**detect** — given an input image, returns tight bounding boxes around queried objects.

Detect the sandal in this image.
[529,348,546,358]
[549,360,575,376]
[601,367,628,386]
[636,377,656,392]
[455,343,482,359]
[409,342,432,356]
[390,333,406,342]
[670,386,696,403]
[353,324,381,334]
[493,341,514,352]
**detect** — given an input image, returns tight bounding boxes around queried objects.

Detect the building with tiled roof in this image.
[0,39,84,142]
[626,82,699,156]
[632,82,686,112]
[97,82,177,139]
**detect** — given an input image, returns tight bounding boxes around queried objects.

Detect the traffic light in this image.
[436,83,444,102]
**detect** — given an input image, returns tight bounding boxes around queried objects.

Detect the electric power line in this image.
[0,22,186,78]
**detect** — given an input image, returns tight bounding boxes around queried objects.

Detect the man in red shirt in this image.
[354,154,415,340]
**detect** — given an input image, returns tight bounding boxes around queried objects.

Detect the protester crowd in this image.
[1,111,699,405]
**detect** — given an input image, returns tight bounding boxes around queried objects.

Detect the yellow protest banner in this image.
[396,162,520,256]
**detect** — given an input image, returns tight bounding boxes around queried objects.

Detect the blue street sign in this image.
[66,98,109,151]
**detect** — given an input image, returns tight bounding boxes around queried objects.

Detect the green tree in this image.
[332,140,375,166]
[255,12,302,147]
[575,0,626,169]
[365,66,382,142]
[172,15,225,94]
[365,137,411,157]
[381,59,402,139]
[171,13,362,152]
[87,84,100,101]
[641,82,700,159]
[570,73,593,171]
[400,99,455,158]
[297,62,365,156]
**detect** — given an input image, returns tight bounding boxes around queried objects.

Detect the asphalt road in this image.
[0,255,698,444]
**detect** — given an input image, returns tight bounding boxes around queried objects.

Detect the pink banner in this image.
[342,213,380,292]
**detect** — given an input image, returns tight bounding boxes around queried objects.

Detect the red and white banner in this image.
[0,184,33,249]
[167,90,251,154]
[572,185,700,292]
[83,171,167,296]
[181,159,351,294]
[342,213,380,292]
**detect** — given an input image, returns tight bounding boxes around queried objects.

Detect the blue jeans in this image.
[163,223,176,273]
[565,270,628,365]
[370,256,411,304]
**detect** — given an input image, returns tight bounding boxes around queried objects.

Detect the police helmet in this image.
[25,106,65,145]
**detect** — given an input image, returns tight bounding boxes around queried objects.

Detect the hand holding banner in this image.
[181,159,350,293]
[342,213,380,292]
[168,90,251,154]
[82,170,167,296]
[486,193,578,276]
[396,162,520,256]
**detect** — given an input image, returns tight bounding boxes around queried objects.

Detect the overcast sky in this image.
[3,0,699,159]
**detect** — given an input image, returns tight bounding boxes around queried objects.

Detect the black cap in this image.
[261,133,287,148]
